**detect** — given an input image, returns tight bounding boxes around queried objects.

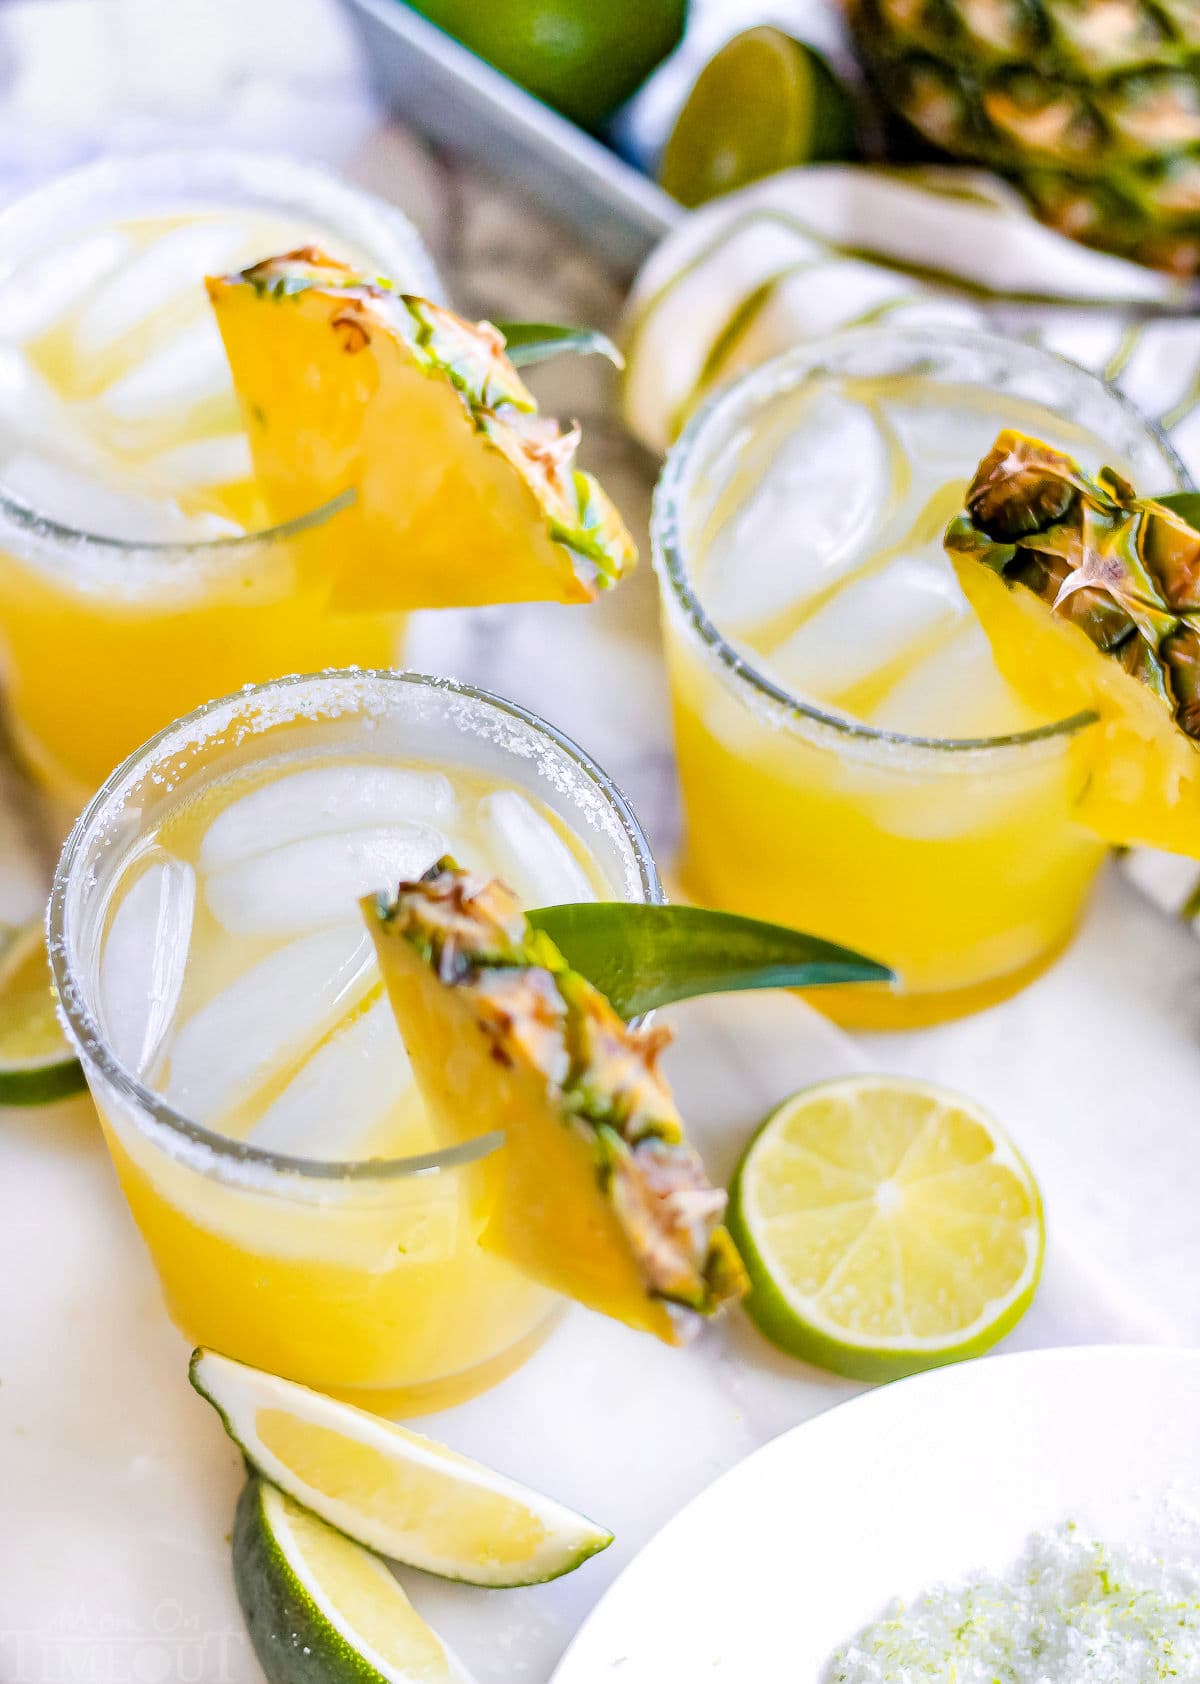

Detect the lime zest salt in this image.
[826,1523,1200,1682]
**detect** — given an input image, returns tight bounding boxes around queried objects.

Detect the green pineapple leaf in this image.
[1156,491,1200,534]
[527,903,895,1021]
[496,322,623,371]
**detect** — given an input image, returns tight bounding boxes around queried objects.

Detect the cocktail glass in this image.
[0,150,438,801]
[652,326,1186,1027]
[49,669,661,1414]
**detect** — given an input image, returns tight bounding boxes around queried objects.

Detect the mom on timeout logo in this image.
[0,1598,249,1683]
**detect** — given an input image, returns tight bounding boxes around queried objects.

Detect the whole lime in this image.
[407,0,687,129]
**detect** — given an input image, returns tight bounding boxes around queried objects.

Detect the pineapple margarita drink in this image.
[49,670,661,1413]
[0,152,437,799]
[653,327,1185,1027]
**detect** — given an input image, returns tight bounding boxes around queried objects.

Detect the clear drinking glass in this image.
[653,326,1187,1028]
[0,150,440,802]
[49,670,662,1414]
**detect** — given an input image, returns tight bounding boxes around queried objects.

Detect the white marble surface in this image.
[0,3,1198,1680]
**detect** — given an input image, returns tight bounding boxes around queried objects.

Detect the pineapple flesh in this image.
[362,860,747,1345]
[207,250,636,609]
[945,428,1200,852]
[849,0,1200,272]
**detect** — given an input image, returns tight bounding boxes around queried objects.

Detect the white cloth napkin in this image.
[621,162,1200,924]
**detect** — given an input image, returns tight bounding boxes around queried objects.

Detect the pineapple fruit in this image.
[362,860,747,1344]
[207,250,636,609]
[848,0,1200,273]
[945,429,1200,852]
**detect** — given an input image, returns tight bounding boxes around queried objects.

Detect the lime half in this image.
[0,918,84,1106]
[728,1076,1043,1381]
[192,1349,612,1587]
[233,1477,464,1684]
[658,27,857,209]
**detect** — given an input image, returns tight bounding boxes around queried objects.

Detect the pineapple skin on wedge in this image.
[946,430,1200,854]
[207,249,636,610]
[362,861,747,1345]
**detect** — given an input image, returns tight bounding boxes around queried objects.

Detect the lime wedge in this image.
[529,902,894,1020]
[192,1349,612,1587]
[0,918,84,1106]
[658,27,857,209]
[728,1076,1043,1381]
[234,1477,464,1684]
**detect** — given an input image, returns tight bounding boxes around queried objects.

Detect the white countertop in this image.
[1,4,1198,1679]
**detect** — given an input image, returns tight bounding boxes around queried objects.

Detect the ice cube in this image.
[72,223,251,356]
[880,395,1007,487]
[0,347,64,456]
[867,622,1045,738]
[198,766,455,871]
[247,993,412,1160]
[204,824,447,936]
[699,391,890,637]
[163,922,376,1124]
[475,790,596,909]
[143,432,253,490]
[0,449,236,541]
[764,551,968,708]
[0,229,133,343]
[1117,321,1200,421]
[98,317,231,421]
[98,852,196,1078]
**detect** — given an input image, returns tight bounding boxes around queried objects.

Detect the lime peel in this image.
[233,1476,467,1684]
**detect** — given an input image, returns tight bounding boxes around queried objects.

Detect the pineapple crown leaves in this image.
[227,250,636,595]
[945,429,1200,739]
[495,323,623,372]
[370,858,746,1318]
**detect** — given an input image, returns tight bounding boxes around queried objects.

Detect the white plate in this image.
[551,1345,1200,1683]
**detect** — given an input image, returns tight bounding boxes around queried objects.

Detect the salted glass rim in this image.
[652,322,1191,756]
[0,147,440,561]
[48,668,663,1186]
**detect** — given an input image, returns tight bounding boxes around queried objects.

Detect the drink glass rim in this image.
[0,147,440,563]
[48,668,663,1187]
[652,322,1191,758]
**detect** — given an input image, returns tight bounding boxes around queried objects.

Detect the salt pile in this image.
[826,1523,1200,1682]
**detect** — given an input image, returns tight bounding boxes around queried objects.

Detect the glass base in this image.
[316,1302,566,1418]
[802,925,1079,1030]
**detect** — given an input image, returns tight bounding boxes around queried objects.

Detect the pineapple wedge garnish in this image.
[945,431,1200,854]
[362,860,747,1345]
[206,249,636,609]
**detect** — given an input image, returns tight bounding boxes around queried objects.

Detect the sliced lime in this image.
[529,902,894,1019]
[233,1476,463,1684]
[728,1076,1043,1381]
[192,1349,611,1587]
[0,918,84,1106]
[658,27,857,210]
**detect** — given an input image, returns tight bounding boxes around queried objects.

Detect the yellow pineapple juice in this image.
[653,328,1185,1027]
[0,152,438,801]
[50,671,661,1413]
